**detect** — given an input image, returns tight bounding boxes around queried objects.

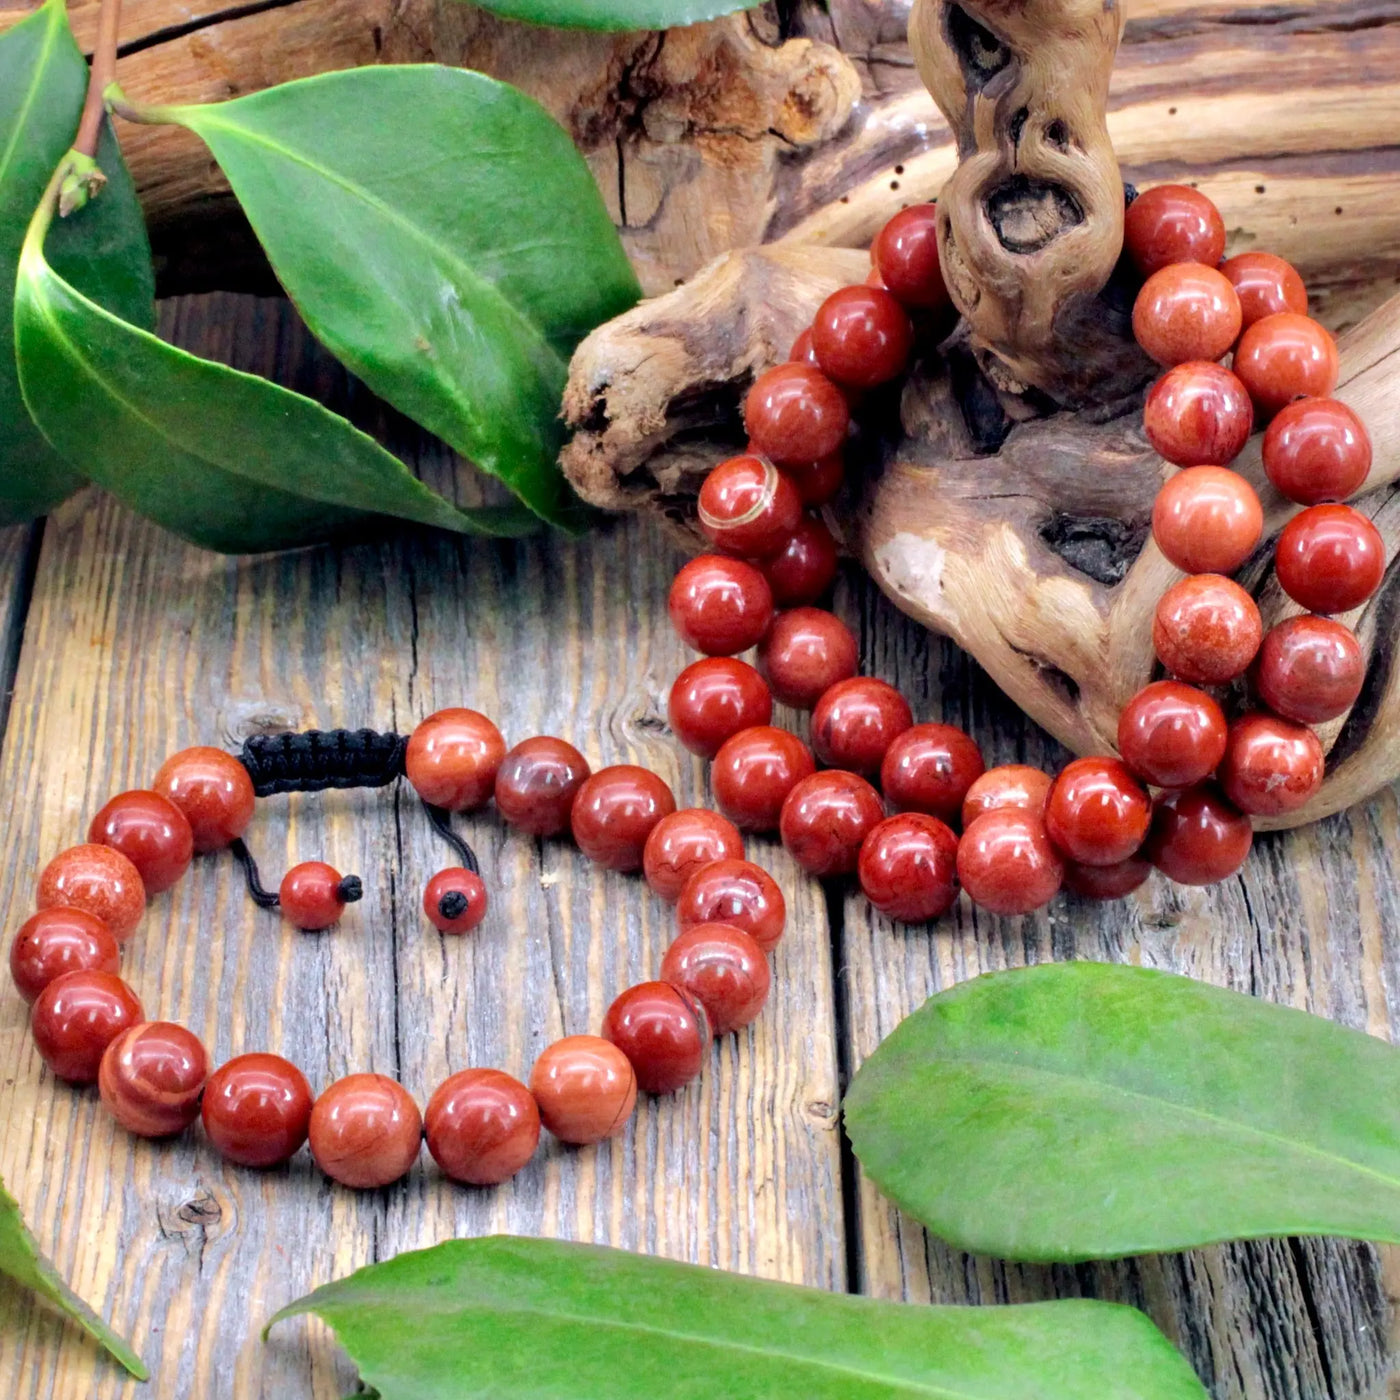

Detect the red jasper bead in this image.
[494,736,591,837]
[1132,263,1242,368]
[280,861,357,931]
[698,455,803,559]
[1263,398,1371,505]
[873,204,950,310]
[310,1074,422,1188]
[676,858,785,952]
[10,908,119,1005]
[763,515,840,606]
[660,922,770,1035]
[642,808,745,902]
[778,770,885,877]
[201,1052,313,1168]
[1062,856,1153,900]
[789,327,818,366]
[880,723,985,821]
[1124,185,1226,277]
[88,791,193,895]
[603,981,711,1096]
[784,452,845,507]
[1152,467,1263,575]
[423,867,488,934]
[425,1068,541,1186]
[1275,503,1386,615]
[1219,712,1325,817]
[405,709,506,812]
[711,726,815,833]
[153,746,255,852]
[1153,574,1263,685]
[857,813,959,923]
[31,969,143,1083]
[667,658,772,759]
[99,1020,208,1138]
[1145,783,1253,885]
[1254,615,1364,724]
[812,285,914,389]
[811,677,913,775]
[530,1035,637,1144]
[956,809,1064,916]
[1233,313,1339,419]
[1143,362,1254,468]
[668,554,774,656]
[570,766,676,872]
[744,363,850,466]
[757,608,858,710]
[1221,252,1308,328]
[1117,680,1227,789]
[37,844,145,942]
[961,765,1052,827]
[1044,757,1152,867]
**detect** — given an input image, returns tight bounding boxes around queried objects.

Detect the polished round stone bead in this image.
[1152,466,1262,575]
[659,922,771,1035]
[697,455,803,558]
[201,1052,314,1168]
[1262,398,1371,505]
[1233,313,1339,419]
[1143,362,1254,468]
[603,981,711,1096]
[1219,712,1325,817]
[494,736,591,837]
[530,1035,636,1145]
[668,554,774,657]
[1044,757,1152,867]
[570,766,676,872]
[676,858,786,952]
[778,770,885,878]
[1274,503,1386,615]
[152,746,256,852]
[811,677,913,776]
[1062,856,1153,901]
[1116,680,1227,789]
[1153,574,1263,685]
[960,765,1053,827]
[425,1068,541,1187]
[1253,615,1364,724]
[1221,251,1308,327]
[88,790,193,895]
[37,844,145,941]
[812,285,914,389]
[743,363,850,466]
[956,809,1064,916]
[763,515,839,606]
[880,723,985,822]
[9,907,119,1005]
[642,808,745,902]
[1132,263,1242,367]
[857,813,959,923]
[31,969,143,1084]
[1144,783,1253,885]
[667,658,773,758]
[309,1074,422,1188]
[1124,185,1226,276]
[757,608,857,710]
[873,203,950,310]
[783,452,844,507]
[404,709,506,812]
[711,726,816,833]
[99,1020,208,1138]
[280,861,356,931]
[422,867,489,934]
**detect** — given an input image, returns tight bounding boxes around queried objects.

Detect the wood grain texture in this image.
[0,296,844,1398]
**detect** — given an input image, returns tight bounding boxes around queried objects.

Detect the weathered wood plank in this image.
[837,567,1400,1400]
[0,523,39,737]
[0,294,845,1398]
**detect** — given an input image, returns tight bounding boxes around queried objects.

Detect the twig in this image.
[74,0,124,159]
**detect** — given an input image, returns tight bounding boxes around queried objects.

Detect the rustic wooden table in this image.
[0,293,1396,1400]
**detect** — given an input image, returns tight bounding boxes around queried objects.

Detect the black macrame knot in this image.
[438,890,470,920]
[239,728,407,796]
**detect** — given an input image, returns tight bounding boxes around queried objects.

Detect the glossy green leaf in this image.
[845,962,1400,1263]
[0,1173,146,1377]
[461,0,756,32]
[15,172,539,552]
[0,0,154,523]
[163,66,640,529]
[269,1235,1206,1399]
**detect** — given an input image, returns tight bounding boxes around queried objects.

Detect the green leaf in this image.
[0,0,154,524]
[269,1235,1206,1399]
[15,170,540,552]
[0,1172,146,1377]
[845,962,1400,1263]
[162,66,640,529]
[458,0,756,32]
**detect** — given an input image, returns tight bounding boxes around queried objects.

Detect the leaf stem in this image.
[73,0,123,158]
